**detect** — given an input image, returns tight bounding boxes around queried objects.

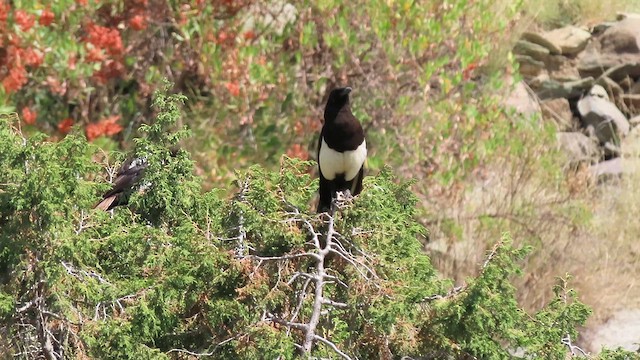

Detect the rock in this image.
[600,62,640,82]
[616,12,640,20]
[586,309,640,352]
[513,40,551,62]
[536,77,594,100]
[578,54,640,79]
[619,76,634,91]
[504,81,540,116]
[600,18,640,54]
[543,25,592,55]
[242,1,297,36]
[541,98,575,131]
[528,72,550,89]
[622,123,640,156]
[516,55,545,77]
[548,56,581,82]
[592,22,615,35]
[621,94,640,111]
[589,158,623,180]
[594,76,624,98]
[556,132,600,164]
[577,86,630,145]
[629,115,640,127]
[630,81,640,94]
[521,31,562,55]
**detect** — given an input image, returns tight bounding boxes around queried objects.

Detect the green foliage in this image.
[0,91,611,357]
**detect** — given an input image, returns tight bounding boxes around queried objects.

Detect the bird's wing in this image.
[100,160,147,198]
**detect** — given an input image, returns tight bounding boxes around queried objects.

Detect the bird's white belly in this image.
[319,139,367,180]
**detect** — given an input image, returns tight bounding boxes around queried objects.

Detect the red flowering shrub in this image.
[129,14,146,30]
[14,10,34,32]
[39,9,54,26]
[85,115,123,141]
[57,118,74,133]
[2,67,27,94]
[85,23,123,56]
[21,106,36,125]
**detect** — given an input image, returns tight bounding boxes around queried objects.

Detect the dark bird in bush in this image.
[94,157,148,211]
[317,87,367,213]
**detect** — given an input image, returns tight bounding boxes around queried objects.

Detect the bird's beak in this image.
[341,87,352,95]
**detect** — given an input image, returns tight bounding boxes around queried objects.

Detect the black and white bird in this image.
[94,157,148,211]
[317,87,367,213]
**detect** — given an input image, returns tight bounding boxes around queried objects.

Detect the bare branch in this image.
[561,334,588,357]
[313,335,353,360]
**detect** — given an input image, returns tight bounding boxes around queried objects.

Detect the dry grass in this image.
[523,0,640,29]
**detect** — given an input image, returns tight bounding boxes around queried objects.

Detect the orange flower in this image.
[129,15,147,31]
[14,10,35,32]
[23,48,43,67]
[21,107,36,125]
[225,81,240,97]
[85,46,105,62]
[76,0,88,6]
[101,115,123,136]
[85,115,123,141]
[39,9,55,26]
[86,23,123,56]
[85,122,102,141]
[57,118,74,133]
[2,66,27,93]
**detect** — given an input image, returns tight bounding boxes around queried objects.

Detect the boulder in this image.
[630,81,640,94]
[516,55,545,77]
[616,12,640,20]
[543,25,592,55]
[629,114,640,127]
[592,22,615,35]
[513,40,551,62]
[556,132,600,164]
[541,98,575,131]
[600,18,640,54]
[521,31,562,55]
[577,85,630,145]
[589,158,623,180]
[548,56,581,82]
[621,94,640,110]
[504,81,540,116]
[622,123,640,155]
[242,1,297,36]
[536,77,594,100]
[619,76,634,91]
[578,53,640,78]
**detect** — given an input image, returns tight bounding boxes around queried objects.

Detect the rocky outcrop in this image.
[512,16,640,182]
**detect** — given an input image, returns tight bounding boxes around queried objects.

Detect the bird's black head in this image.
[324,87,352,122]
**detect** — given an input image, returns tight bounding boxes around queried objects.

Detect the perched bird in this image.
[317,87,367,213]
[94,157,148,211]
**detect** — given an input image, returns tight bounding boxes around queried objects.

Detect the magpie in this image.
[94,157,148,211]
[317,87,366,213]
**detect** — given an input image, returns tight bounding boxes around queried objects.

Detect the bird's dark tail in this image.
[94,195,117,211]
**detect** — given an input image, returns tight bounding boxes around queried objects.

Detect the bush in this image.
[0,90,633,359]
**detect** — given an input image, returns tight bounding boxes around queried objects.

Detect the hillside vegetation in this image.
[1,0,640,358]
